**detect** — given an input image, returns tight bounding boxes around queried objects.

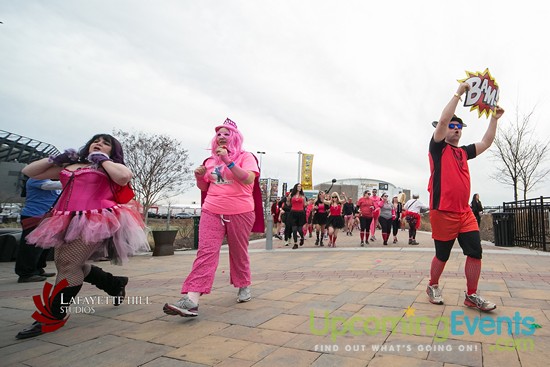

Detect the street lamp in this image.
[297,151,302,184]
[256,151,266,172]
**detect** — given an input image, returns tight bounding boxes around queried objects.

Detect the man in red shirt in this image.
[426,82,505,312]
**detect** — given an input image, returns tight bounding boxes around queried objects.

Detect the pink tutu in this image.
[27,204,150,264]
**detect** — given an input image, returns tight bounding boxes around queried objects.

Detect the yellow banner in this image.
[301,153,314,190]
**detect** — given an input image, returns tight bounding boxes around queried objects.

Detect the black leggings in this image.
[359,217,373,232]
[391,219,400,236]
[434,231,483,261]
[409,225,417,240]
[379,216,392,234]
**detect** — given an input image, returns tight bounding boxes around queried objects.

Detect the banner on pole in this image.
[270,179,279,200]
[259,179,268,201]
[301,153,314,190]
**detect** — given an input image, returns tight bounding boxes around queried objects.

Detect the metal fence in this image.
[502,196,549,251]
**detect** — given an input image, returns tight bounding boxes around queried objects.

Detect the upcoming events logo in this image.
[310,307,539,352]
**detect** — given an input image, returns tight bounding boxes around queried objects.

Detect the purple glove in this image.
[87,152,111,165]
[48,149,79,166]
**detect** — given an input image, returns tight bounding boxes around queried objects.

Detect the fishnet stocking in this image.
[54,239,99,286]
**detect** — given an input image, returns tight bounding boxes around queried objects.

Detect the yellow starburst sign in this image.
[458,68,500,118]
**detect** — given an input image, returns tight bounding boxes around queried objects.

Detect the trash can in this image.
[193,215,200,249]
[492,212,515,247]
[0,229,22,262]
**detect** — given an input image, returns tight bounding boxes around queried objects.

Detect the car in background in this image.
[174,212,193,219]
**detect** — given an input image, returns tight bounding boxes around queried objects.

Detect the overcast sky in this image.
[1,0,549,206]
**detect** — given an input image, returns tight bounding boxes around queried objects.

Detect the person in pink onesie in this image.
[163,118,264,317]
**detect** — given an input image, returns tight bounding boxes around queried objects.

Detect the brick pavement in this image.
[1,229,550,366]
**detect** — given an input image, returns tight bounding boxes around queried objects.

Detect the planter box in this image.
[152,230,177,256]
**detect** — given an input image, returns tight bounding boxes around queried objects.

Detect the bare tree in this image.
[490,106,550,201]
[518,134,550,200]
[114,130,194,220]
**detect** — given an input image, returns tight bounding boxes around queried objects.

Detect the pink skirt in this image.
[26,203,150,264]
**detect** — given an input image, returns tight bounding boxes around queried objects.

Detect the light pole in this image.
[256,151,269,217]
[256,151,266,173]
[297,151,302,184]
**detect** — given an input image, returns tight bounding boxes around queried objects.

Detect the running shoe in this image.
[163,295,199,317]
[426,284,444,305]
[464,292,496,312]
[237,287,251,303]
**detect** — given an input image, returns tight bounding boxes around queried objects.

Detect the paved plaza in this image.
[1,230,550,366]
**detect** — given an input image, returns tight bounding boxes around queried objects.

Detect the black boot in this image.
[84,265,128,306]
[16,284,82,339]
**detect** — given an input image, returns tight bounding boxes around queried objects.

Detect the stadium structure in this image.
[0,130,60,200]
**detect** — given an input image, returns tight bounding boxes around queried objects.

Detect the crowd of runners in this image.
[270,187,428,248]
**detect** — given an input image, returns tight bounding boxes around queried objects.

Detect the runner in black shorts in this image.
[426,81,505,312]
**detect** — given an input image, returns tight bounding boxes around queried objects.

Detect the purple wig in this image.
[79,134,125,165]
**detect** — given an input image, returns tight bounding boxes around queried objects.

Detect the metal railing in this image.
[502,196,549,251]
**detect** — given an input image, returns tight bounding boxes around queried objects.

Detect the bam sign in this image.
[459,68,500,118]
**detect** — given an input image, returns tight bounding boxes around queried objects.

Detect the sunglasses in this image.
[449,123,463,130]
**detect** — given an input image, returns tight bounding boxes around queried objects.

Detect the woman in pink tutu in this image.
[16,134,149,339]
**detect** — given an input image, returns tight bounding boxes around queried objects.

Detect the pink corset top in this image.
[56,167,117,212]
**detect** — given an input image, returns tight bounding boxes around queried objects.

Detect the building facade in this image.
[315,178,409,202]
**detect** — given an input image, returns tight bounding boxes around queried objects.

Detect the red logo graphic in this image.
[459,68,500,118]
[32,279,69,332]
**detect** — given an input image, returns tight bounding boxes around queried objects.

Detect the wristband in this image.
[454,93,463,101]
[227,162,235,169]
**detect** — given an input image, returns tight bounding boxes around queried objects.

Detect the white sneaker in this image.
[464,292,496,312]
[426,284,444,305]
[163,295,199,317]
[237,287,251,303]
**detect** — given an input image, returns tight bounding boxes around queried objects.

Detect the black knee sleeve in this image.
[434,239,455,262]
[458,231,483,259]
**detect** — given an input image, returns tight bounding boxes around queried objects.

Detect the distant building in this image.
[315,178,410,202]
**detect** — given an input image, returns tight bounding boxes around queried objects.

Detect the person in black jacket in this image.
[470,193,483,227]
